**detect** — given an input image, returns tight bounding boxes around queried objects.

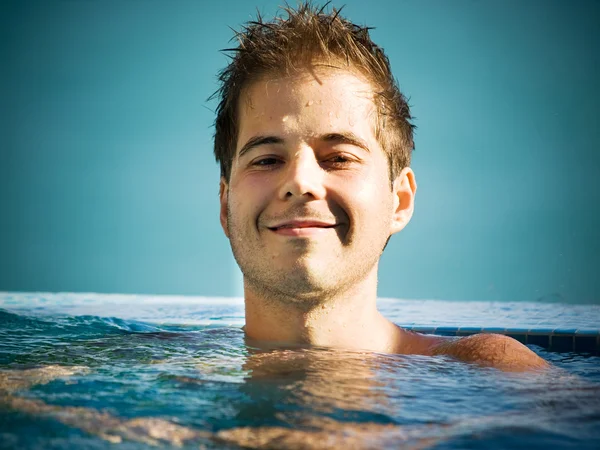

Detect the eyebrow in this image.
[320,132,371,153]
[237,131,371,158]
[238,135,284,158]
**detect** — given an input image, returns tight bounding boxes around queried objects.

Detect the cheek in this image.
[331,172,391,231]
[353,177,394,223]
[229,177,273,222]
[349,163,391,202]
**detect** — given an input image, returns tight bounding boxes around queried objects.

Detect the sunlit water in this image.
[1,292,599,449]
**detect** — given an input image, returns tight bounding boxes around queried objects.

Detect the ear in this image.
[390,167,417,235]
[219,178,230,238]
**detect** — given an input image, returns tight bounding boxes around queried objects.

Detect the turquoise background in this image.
[1,0,598,303]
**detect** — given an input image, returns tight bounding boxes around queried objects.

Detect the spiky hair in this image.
[212,2,415,182]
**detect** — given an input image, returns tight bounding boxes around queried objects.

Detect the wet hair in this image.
[212,1,415,182]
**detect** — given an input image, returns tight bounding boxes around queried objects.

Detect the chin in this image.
[277,266,337,296]
[240,255,342,301]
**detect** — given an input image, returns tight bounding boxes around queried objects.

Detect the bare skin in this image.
[220,66,548,372]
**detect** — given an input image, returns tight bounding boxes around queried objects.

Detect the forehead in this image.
[236,69,379,147]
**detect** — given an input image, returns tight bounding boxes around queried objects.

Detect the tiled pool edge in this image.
[402,326,600,353]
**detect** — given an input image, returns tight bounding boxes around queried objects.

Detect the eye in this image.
[322,153,355,169]
[251,157,281,167]
[329,155,349,163]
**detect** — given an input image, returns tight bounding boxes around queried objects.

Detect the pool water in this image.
[1,292,599,449]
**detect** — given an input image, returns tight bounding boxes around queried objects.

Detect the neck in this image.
[243,270,402,353]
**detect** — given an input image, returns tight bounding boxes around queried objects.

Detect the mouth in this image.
[267,220,338,236]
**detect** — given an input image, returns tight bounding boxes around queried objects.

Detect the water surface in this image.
[1,293,599,449]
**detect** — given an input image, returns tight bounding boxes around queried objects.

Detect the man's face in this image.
[220,68,414,301]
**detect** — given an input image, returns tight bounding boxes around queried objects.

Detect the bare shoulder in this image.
[431,333,550,372]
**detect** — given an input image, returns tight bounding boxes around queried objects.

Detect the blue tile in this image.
[411,326,437,334]
[527,328,555,335]
[436,327,460,333]
[527,335,550,348]
[504,327,530,334]
[456,330,479,336]
[575,329,600,336]
[575,336,599,353]
[435,327,460,336]
[457,327,482,334]
[550,335,575,352]
[480,327,507,334]
[553,328,578,335]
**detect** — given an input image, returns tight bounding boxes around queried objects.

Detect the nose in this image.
[278,147,326,201]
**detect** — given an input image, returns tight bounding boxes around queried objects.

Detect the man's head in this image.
[213,2,415,183]
[213,3,417,305]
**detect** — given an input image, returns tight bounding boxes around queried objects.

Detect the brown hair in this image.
[212,2,415,182]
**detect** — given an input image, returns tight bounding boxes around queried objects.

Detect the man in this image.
[213,3,548,371]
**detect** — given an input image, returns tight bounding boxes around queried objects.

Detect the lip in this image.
[269,220,337,229]
[267,220,338,236]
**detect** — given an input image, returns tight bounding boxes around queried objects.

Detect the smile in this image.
[267,221,338,236]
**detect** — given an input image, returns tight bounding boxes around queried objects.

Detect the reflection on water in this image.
[240,348,390,415]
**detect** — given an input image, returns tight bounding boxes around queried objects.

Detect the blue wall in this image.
[1,0,598,303]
